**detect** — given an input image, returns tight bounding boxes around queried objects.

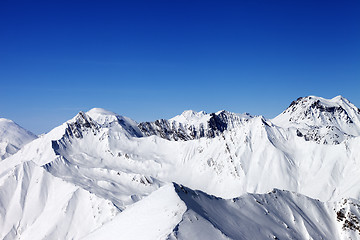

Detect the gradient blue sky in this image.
[1,0,359,134]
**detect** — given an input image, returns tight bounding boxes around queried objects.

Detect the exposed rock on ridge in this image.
[138,110,252,141]
[272,96,360,144]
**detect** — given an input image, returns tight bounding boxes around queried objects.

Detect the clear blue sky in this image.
[1,0,359,134]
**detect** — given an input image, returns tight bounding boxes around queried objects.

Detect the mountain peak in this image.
[170,110,208,123]
[0,118,37,141]
[4,98,360,239]
[331,95,346,102]
[0,118,37,160]
[87,107,117,116]
[287,95,354,111]
[84,108,143,137]
[182,109,206,116]
[86,108,118,125]
[0,118,14,124]
[272,95,360,139]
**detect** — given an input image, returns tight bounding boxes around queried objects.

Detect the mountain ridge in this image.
[0,118,37,160]
[2,95,360,239]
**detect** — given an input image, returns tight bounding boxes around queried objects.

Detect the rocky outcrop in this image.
[138,111,252,141]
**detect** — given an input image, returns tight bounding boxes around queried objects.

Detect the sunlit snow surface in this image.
[1,95,360,239]
[0,118,37,160]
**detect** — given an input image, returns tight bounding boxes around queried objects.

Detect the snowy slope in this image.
[273,96,360,144]
[0,119,37,160]
[0,160,119,239]
[84,184,187,240]
[273,96,360,130]
[139,110,252,140]
[86,183,360,240]
[38,106,360,202]
[2,95,360,239]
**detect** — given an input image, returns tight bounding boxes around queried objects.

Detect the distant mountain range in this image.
[1,95,360,239]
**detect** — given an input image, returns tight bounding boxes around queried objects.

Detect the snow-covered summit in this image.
[84,108,143,137]
[86,108,138,127]
[272,95,360,144]
[86,108,118,124]
[0,118,37,160]
[170,110,209,125]
[86,183,360,240]
[3,96,360,239]
[273,95,360,128]
[139,110,253,141]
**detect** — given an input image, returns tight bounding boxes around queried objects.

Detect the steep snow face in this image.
[43,111,165,209]
[86,108,143,137]
[6,98,360,206]
[3,96,360,239]
[0,115,120,239]
[274,95,360,128]
[41,111,280,203]
[272,96,360,144]
[171,184,341,240]
[138,110,253,141]
[13,106,360,203]
[0,118,37,160]
[84,184,187,240]
[85,183,360,240]
[0,160,118,240]
[170,110,209,124]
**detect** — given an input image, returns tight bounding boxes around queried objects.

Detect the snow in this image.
[272,95,360,145]
[171,184,341,240]
[170,110,209,125]
[1,95,360,239]
[0,118,37,160]
[84,184,186,240]
[86,108,143,137]
[85,183,360,240]
[272,95,360,135]
[0,161,118,239]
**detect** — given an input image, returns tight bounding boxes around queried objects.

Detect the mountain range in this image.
[1,95,360,239]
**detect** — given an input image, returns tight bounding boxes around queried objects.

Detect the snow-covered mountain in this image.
[87,183,360,240]
[1,95,360,239]
[273,95,360,144]
[139,110,252,141]
[0,118,37,160]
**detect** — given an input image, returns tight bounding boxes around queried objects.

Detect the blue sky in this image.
[1,0,359,134]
